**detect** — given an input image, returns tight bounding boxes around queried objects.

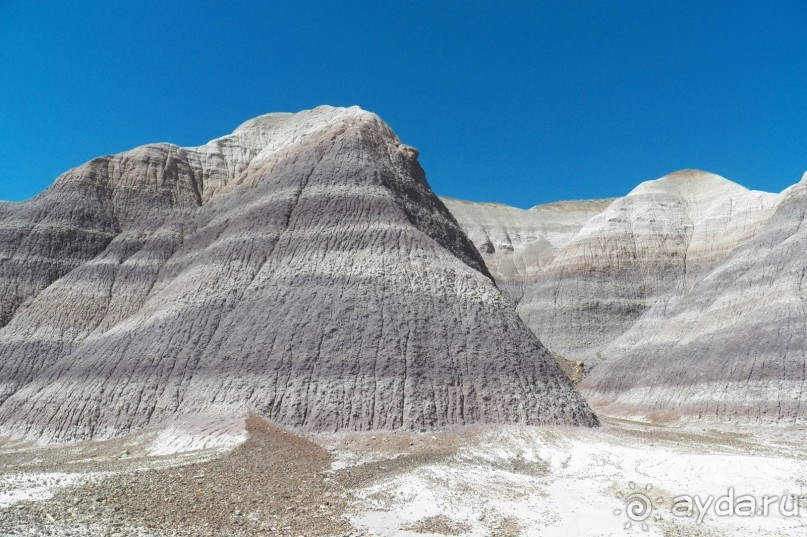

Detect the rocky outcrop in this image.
[581,175,807,422]
[441,197,612,303]
[520,171,781,363]
[0,106,596,442]
[447,170,803,423]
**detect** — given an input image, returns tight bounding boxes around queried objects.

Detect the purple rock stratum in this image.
[0,106,597,442]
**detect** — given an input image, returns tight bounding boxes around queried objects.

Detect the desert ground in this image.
[0,416,804,537]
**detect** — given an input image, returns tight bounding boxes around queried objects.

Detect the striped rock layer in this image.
[446,170,804,423]
[0,106,597,442]
[440,197,613,305]
[518,171,779,364]
[582,175,807,423]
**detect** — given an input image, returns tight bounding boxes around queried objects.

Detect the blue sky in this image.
[1,1,805,208]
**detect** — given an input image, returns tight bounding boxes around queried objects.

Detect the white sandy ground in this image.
[0,414,246,511]
[0,416,805,536]
[146,414,248,456]
[0,472,100,508]
[340,419,807,537]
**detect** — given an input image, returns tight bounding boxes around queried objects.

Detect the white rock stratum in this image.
[0,106,597,442]
[440,197,613,304]
[518,171,780,363]
[446,170,804,423]
[582,174,807,422]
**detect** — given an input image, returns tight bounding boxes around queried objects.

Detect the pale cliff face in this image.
[447,171,782,362]
[581,178,807,422]
[517,170,781,362]
[441,197,613,303]
[0,106,596,442]
[446,169,804,423]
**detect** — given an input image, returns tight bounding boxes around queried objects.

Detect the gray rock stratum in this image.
[519,171,780,363]
[0,106,597,442]
[440,197,613,304]
[581,174,807,422]
[446,170,805,423]
[447,171,779,363]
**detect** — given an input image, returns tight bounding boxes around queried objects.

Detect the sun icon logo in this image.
[613,482,664,531]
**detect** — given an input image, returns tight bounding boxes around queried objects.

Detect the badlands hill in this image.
[446,170,805,423]
[440,197,613,304]
[519,170,778,363]
[0,106,596,442]
[583,174,807,422]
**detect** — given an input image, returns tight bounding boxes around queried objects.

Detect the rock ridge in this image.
[445,169,803,423]
[0,106,596,441]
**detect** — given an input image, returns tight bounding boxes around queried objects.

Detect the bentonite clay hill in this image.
[446,171,805,423]
[440,197,613,305]
[0,106,596,442]
[447,172,779,363]
[519,171,780,364]
[582,174,807,422]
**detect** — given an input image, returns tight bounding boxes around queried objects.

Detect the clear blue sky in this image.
[1,1,806,207]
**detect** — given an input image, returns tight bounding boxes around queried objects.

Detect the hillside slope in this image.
[581,175,807,422]
[0,106,597,442]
